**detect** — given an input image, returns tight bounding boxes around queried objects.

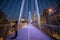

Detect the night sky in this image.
[0,0,60,20]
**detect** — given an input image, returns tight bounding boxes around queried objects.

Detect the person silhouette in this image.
[10,21,18,39]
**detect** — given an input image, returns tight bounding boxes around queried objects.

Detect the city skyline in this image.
[0,0,60,20]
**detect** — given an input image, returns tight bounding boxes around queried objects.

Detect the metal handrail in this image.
[41,24,60,27]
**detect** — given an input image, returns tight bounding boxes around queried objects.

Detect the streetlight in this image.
[48,8,53,13]
[48,8,53,24]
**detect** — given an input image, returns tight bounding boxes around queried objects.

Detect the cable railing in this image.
[0,0,6,8]
[46,0,52,7]
[10,0,17,18]
[15,0,21,20]
[0,0,13,20]
[53,0,57,6]
[5,0,12,13]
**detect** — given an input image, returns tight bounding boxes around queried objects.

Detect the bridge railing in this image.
[0,24,15,38]
[41,24,60,40]
[0,24,10,37]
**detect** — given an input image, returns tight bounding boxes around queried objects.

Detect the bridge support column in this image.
[18,0,25,29]
[35,0,41,29]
